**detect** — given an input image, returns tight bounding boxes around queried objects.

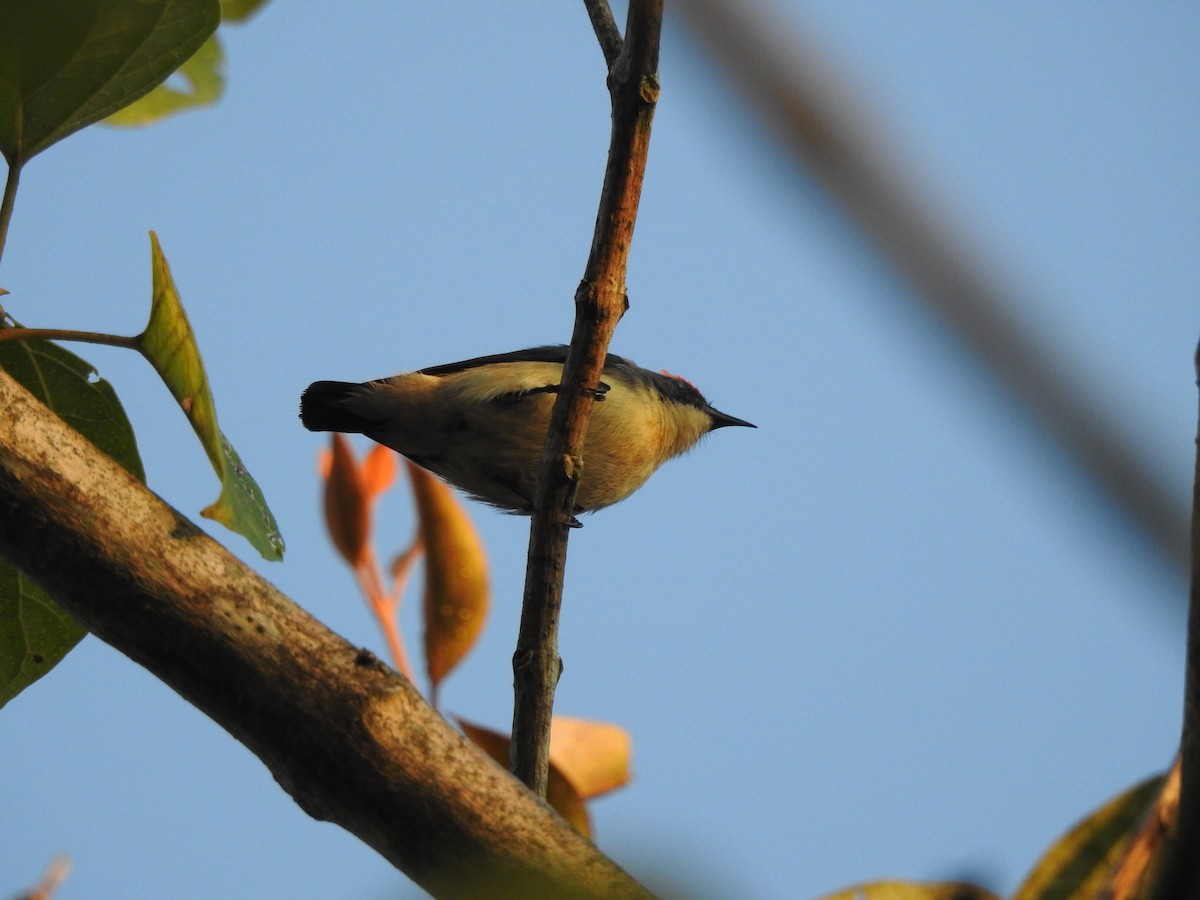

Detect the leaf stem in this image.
[0,160,21,271]
[0,326,141,351]
[356,546,415,684]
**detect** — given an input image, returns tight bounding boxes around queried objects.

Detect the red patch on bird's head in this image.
[659,369,697,390]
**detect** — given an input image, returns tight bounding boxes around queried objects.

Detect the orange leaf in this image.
[406,462,489,695]
[457,719,591,835]
[548,716,632,800]
[816,882,1000,900]
[362,444,397,498]
[322,434,370,566]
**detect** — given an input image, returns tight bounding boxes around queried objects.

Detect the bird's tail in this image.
[299,381,370,433]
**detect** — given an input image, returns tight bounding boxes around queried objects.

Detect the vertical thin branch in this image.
[1147,347,1200,899]
[510,0,664,795]
[584,0,622,70]
[0,160,21,270]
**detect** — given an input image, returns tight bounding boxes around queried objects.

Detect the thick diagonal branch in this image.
[0,368,651,900]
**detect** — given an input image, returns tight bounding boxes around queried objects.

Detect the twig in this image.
[583,0,622,69]
[0,326,140,350]
[354,544,414,683]
[510,0,663,796]
[0,159,19,269]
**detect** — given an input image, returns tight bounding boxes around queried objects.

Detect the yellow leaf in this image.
[220,0,270,22]
[141,232,220,469]
[407,462,488,694]
[104,35,224,128]
[1013,772,1167,900]
[548,716,632,800]
[138,232,283,559]
[817,882,1000,900]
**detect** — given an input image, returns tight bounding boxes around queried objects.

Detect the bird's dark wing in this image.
[419,345,640,378]
[419,346,572,377]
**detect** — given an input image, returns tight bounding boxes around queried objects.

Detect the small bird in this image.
[300,345,754,516]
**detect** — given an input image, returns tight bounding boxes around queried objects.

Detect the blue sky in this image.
[3,3,1198,898]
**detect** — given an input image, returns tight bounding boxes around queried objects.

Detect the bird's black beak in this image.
[708,408,756,430]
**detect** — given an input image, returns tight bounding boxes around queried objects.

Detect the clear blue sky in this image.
[4,3,1198,898]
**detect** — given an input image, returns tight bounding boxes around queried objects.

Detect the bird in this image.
[300,345,754,517]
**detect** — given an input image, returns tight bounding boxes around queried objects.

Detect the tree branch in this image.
[1147,347,1200,899]
[0,367,652,900]
[510,0,663,795]
[583,0,622,69]
[0,160,21,269]
[673,0,1188,575]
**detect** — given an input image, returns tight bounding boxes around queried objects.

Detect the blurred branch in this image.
[1147,352,1200,898]
[15,855,71,900]
[672,0,1189,574]
[0,367,651,900]
[511,0,663,795]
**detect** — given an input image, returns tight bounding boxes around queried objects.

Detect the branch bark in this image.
[0,367,652,900]
[510,0,663,795]
[1146,348,1200,899]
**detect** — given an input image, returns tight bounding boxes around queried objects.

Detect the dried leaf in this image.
[817,882,1000,900]
[406,462,488,694]
[548,716,632,800]
[362,444,397,497]
[322,434,370,566]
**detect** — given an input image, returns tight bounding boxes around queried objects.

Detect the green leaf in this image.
[0,324,145,706]
[0,567,84,709]
[201,431,284,560]
[0,321,145,479]
[219,0,270,23]
[0,0,219,165]
[104,33,224,127]
[138,231,284,560]
[1013,773,1166,900]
